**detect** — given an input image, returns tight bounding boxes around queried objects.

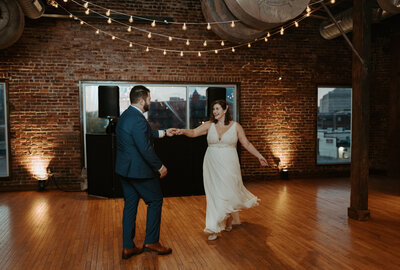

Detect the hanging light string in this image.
[67,0,227,44]
[54,0,327,56]
[69,0,240,27]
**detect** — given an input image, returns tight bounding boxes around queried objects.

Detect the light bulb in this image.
[146,47,149,52]
[247,43,251,48]
[106,9,111,16]
[129,16,133,23]
[127,26,132,32]
[214,50,218,54]
[307,12,310,17]
[180,51,183,57]
[151,20,156,27]
[147,32,152,38]
[112,36,115,40]
[280,27,284,35]
[264,37,268,42]
[306,5,311,13]
[107,18,112,24]
[80,20,84,25]
[85,9,90,15]
[267,32,271,37]
[63,0,68,2]
[84,2,89,8]
[182,23,187,30]
[221,41,225,46]
[232,47,235,52]
[295,21,299,27]
[203,41,207,47]
[129,42,133,47]
[330,0,335,3]
[69,14,73,18]
[168,36,172,41]
[198,52,201,57]
[186,39,190,46]
[207,23,211,30]
[163,50,167,55]
[95,29,99,34]
[230,21,235,28]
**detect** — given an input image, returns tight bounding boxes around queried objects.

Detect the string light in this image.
[221,41,225,46]
[80,20,84,25]
[203,40,207,47]
[264,37,268,42]
[214,50,218,54]
[146,46,149,52]
[186,39,190,46]
[129,16,133,23]
[180,51,184,57]
[280,27,284,35]
[295,21,299,27]
[247,43,251,48]
[306,5,311,13]
[85,9,90,15]
[182,23,187,30]
[127,26,132,32]
[267,32,271,37]
[207,23,211,30]
[84,1,89,8]
[129,42,133,47]
[69,14,73,18]
[230,21,235,28]
[163,50,167,55]
[147,32,152,38]
[95,29,99,34]
[63,0,68,2]
[168,36,173,41]
[151,20,156,27]
[231,47,235,52]
[107,17,112,24]
[106,9,111,16]
[330,0,335,3]
[198,51,201,57]
[112,35,116,40]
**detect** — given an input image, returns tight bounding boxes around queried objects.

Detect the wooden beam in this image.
[348,0,371,221]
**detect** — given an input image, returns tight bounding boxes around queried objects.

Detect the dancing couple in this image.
[115,85,268,259]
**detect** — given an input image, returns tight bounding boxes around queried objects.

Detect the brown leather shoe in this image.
[143,242,172,255]
[122,246,144,260]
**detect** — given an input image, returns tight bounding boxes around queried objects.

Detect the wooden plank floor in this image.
[0,177,399,270]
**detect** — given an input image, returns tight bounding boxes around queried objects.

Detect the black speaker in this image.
[98,86,120,118]
[206,87,226,117]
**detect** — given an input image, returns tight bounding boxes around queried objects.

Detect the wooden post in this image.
[348,0,371,221]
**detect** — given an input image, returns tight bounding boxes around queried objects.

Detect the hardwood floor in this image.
[0,177,399,270]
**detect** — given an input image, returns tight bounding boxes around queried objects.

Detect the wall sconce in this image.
[280,168,289,180]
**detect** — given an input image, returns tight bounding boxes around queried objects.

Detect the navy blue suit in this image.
[115,106,164,248]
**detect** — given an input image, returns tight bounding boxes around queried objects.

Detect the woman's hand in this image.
[258,156,268,167]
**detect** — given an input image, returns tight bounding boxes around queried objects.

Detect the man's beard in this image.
[143,101,150,112]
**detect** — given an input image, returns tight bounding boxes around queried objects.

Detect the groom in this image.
[115,85,174,259]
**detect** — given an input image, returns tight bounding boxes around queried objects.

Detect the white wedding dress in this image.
[203,122,259,234]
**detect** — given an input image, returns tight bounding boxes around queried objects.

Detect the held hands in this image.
[165,128,183,136]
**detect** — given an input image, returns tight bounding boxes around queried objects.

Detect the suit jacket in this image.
[115,106,162,179]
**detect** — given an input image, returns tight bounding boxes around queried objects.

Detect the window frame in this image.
[0,80,10,178]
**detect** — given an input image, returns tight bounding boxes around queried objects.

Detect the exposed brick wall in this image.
[0,1,397,189]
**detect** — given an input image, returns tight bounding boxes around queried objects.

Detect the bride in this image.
[176,99,268,240]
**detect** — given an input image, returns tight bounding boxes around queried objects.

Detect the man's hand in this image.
[158,165,168,178]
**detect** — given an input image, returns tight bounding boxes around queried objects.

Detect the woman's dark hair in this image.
[130,85,150,104]
[209,99,231,125]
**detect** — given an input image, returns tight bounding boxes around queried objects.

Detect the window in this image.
[0,82,9,177]
[81,82,237,166]
[317,87,352,164]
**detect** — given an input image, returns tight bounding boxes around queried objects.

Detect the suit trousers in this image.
[119,175,163,249]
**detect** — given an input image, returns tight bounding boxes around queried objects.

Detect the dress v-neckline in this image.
[214,122,235,141]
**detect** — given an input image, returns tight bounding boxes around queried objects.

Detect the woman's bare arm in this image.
[178,121,211,138]
[236,123,268,166]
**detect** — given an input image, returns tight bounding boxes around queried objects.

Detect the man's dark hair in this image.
[130,85,150,104]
